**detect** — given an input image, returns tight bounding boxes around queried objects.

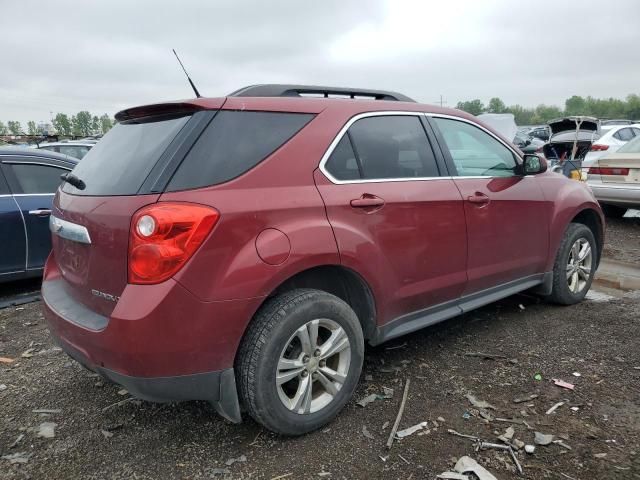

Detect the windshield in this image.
[61,114,190,196]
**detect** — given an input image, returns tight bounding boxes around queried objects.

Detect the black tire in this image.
[548,223,597,305]
[600,204,627,218]
[236,289,364,435]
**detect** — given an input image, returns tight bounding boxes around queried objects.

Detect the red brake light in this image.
[587,167,630,175]
[128,202,219,284]
[590,144,609,151]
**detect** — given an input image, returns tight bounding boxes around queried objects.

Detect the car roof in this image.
[0,147,79,165]
[38,142,95,147]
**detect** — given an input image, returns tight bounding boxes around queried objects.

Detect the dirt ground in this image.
[1,215,639,480]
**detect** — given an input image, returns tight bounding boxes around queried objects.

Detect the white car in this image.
[582,124,640,166]
[37,141,94,160]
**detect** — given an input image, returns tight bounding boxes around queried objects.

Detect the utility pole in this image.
[433,95,447,107]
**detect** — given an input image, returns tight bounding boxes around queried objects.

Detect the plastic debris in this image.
[462,411,471,420]
[498,426,515,443]
[2,452,31,464]
[524,444,535,454]
[534,431,554,445]
[225,454,247,466]
[534,373,543,381]
[37,422,57,439]
[386,378,410,449]
[447,429,479,441]
[356,393,379,407]
[552,379,575,390]
[518,304,525,310]
[570,406,580,412]
[546,401,565,415]
[437,416,446,423]
[572,372,581,377]
[437,473,469,479]
[101,429,114,438]
[454,456,498,480]
[395,421,428,439]
[465,394,496,410]
[513,394,538,403]
[382,387,394,399]
[362,425,374,440]
[513,439,525,450]
[33,408,62,414]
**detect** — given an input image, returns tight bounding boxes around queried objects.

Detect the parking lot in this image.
[0,214,637,479]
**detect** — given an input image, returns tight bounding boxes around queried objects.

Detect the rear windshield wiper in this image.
[60,173,86,190]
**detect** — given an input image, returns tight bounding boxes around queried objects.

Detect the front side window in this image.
[325,115,439,181]
[433,117,518,177]
[6,163,68,194]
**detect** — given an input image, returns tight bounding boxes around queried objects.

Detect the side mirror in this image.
[522,154,547,175]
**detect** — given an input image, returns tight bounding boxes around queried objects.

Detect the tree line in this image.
[455,94,640,125]
[0,112,115,137]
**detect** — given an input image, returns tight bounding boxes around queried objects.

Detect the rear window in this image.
[166,111,313,191]
[62,114,190,196]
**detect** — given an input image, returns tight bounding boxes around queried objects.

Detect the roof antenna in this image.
[172,49,201,98]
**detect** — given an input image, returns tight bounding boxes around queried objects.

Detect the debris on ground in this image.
[437,473,469,480]
[21,348,35,358]
[534,373,543,381]
[497,426,514,443]
[524,445,535,454]
[385,342,407,350]
[117,388,129,396]
[453,456,498,480]
[382,387,394,399]
[0,357,16,363]
[357,393,379,407]
[534,431,554,446]
[9,434,24,448]
[513,393,538,403]
[572,372,581,377]
[0,384,7,391]
[465,394,496,410]
[546,401,565,415]
[1,452,31,464]
[209,468,231,476]
[554,440,572,450]
[32,408,62,414]
[447,429,479,441]
[464,351,507,360]
[36,421,57,439]
[362,425,374,440]
[101,429,114,438]
[395,421,428,439]
[594,453,607,459]
[552,379,575,390]
[225,454,247,466]
[386,378,410,449]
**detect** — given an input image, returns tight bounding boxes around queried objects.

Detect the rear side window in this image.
[62,114,190,196]
[614,128,635,142]
[58,145,90,159]
[167,111,314,191]
[325,115,440,181]
[6,163,69,194]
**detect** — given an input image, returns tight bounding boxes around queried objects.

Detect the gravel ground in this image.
[1,217,639,480]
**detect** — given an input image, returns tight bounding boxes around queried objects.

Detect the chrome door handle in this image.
[28,209,52,216]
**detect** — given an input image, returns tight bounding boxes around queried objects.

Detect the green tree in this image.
[53,113,72,136]
[455,99,485,116]
[625,94,640,120]
[27,121,38,135]
[0,121,7,135]
[531,104,562,124]
[7,121,22,135]
[564,95,586,116]
[504,105,535,125]
[487,97,507,114]
[91,115,100,134]
[100,114,113,134]
[73,111,92,136]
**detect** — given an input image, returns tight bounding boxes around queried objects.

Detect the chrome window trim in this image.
[317,111,524,185]
[49,215,92,245]
[1,160,73,169]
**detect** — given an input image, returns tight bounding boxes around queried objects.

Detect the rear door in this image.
[1,157,73,270]
[314,113,467,325]
[0,166,26,276]
[429,115,550,295]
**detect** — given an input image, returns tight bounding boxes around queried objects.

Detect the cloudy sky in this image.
[2,0,639,123]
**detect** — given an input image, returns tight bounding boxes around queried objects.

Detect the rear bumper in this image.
[588,182,640,207]
[41,256,265,422]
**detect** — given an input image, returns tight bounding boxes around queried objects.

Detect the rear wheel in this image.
[236,289,364,435]
[600,204,627,218]
[549,223,597,305]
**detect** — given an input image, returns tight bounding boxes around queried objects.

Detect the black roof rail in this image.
[228,84,416,102]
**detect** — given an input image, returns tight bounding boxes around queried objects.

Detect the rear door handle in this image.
[28,209,52,216]
[350,194,385,209]
[466,193,490,205]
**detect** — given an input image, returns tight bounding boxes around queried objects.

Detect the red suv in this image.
[43,85,603,435]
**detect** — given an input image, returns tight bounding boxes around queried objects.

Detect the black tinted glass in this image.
[615,128,634,141]
[325,135,361,180]
[168,111,314,191]
[348,116,439,180]
[8,164,68,194]
[62,114,190,196]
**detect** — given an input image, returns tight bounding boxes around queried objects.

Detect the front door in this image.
[0,169,26,276]
[315,113,467,325]
[429,116,550,295]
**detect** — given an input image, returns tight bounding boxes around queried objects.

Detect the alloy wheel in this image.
[566,237,592,293]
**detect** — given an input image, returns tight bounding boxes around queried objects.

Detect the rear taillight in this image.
[128,202,219,284]
[590,144,609,151]
[587,167,630,176]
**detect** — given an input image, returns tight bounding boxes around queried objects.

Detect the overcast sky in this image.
[2,0,639,123]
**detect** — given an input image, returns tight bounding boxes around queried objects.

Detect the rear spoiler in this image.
[115,102,207,122]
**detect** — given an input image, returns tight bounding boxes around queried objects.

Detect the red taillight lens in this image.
[128,202,219,284]
[590,144,609,151]
[587,167,630,176]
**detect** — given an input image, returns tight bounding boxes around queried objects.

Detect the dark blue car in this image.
[0,148,78,282]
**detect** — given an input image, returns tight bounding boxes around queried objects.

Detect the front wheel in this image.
[549,223,597,305]
[236,289,364,435]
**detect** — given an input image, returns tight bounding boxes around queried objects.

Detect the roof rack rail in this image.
[228,84,415,102]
